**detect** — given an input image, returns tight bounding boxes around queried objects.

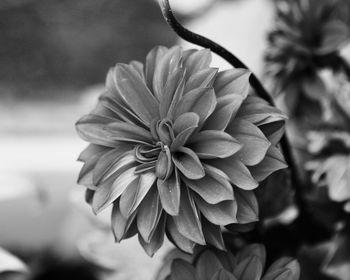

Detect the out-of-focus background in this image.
[0,0,275,279]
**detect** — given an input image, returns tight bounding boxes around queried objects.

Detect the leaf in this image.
[316,20,350,55]
[173,147,205,180]
[172,187,206,245]
[170,259,196,280]
[214,68,251,98]
[189,131,242,159]
[235,189,259,224]
[227,118,271,166]
[157,171,181,216]
[115,64,159,125]
[185,164,233,204]
[196,251,225,280]
[195,195,238,226]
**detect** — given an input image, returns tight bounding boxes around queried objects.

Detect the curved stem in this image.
[159,0,274,105]
[158,0,307,215]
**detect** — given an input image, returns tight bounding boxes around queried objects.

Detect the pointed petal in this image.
[189,130,242,159]
[159,68,186,119]
[204,94,245,131]
[153,46,183,100]
[93,144,133,185]
[106,121,153,144]
[78,144,109,162]
[249,146,287,182]
[138,213,166,257]
[196,251,224,280]
[237,96,286,126]
[129,60,144,79]
[137,187,162,242]
[171,112,199,149]
[211,270,237,280]
[210,157,258,190]
[185,164,233,204]
[167,217,196,254]
[233,255,263,280]
[99,94,148,127]
[157,171,181,216]
[175,87,217,127]
[173,187,206,245]
[195,195,238,226]
[235,189,259,224]
[120,172,156,217]
[94,150,136,184]
[214,68,250,98]
[170,259,196,280]
[115,64,159,124]
[92,166,138,214]
[202,218,226,250]
[227,119,271,166]
[77,150,106,187]
[183,48,212,79]
[76,114,120,147]
[172,147,205,179]
[111,200,137,242]
[256,121,285,146]
[145,46,168,93]
[185,68,218,93]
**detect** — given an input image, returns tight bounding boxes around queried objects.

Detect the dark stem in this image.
[159,0,274,105]
[158,0,306,213]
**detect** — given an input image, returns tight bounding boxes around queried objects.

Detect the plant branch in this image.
[158,0,308,216]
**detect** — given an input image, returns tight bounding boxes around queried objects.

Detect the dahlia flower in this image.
[76,46,287,256]
[265,0,350,115]
[166,244,300,280]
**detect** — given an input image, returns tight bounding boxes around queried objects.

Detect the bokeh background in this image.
[0,0,293,279]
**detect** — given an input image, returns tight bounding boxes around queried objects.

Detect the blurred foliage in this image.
[0,0,177,99]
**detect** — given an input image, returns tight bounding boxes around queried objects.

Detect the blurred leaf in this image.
[0,247,27,274]
[323,225,350,280]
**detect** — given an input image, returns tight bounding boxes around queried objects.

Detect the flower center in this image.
[134,119,175,180]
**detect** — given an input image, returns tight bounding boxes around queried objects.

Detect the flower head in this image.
[76,46,286,256]
[265,0,350,115]
[165,244,300,280]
